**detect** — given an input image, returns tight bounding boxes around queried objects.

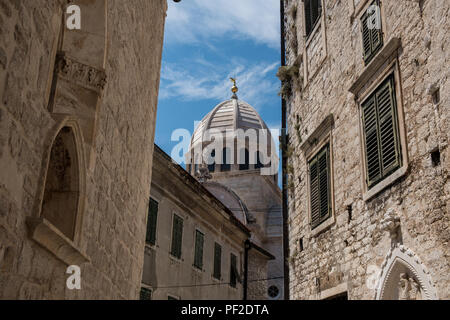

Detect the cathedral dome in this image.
[186,85,278,179]
[190,97,272,150]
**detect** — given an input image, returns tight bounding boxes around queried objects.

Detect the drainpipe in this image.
[280,0,290,301]
[243,239,251,300]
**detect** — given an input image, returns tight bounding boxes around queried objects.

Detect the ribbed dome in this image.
[190,97,271,149]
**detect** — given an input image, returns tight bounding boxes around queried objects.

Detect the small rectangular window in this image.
[309,143,331,229]
[230,253,238,288]
[304,0,322,38]
[170,214,183,259]
[145,198,158,245]
[213,243,222,280]
[361,0,383,64]
[362,74,401,188]
[140,287,152,300]
[193,230,204,270]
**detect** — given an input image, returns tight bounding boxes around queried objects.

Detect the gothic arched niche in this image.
[41,126,80,240]
[47,0,108,169]
[376,245,438,300]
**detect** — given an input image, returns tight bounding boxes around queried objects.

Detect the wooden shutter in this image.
[171,214,183,259]
[361,13,372,62]
[230,253,237,287]
[362,75,401,188]
[213,243,222,280]
[309,144,330,229]
[377,77,400,175]
[361,0,383,64]
[362,95,382,187]
[146,198,158,245]
[194,230,204,269]
[305,0,312,37]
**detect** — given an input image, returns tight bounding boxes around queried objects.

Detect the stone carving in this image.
[398,273,422,300]
[195,163,212,183]
[55,52,107,93]
[380,208,400,245]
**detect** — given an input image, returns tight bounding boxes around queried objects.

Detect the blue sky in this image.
[155,0,281,172]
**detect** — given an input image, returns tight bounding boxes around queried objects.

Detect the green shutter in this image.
[213,243,222,280]
[361,0,383,65]
[362,75,401,188]
[361,13,372,61]
[171,214,183,259]
[309,144,331,229]
[230,253,237,288]
[146,198,158,245]
[362,95,382,187]
[140,287,152,300]
[194,230,204,269]
[377,77,400,175]
[305,0,312,37]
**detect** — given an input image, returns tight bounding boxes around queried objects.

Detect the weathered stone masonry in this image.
[0,0,167,299]
[283,0,448,299]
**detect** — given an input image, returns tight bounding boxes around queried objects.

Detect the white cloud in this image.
[166,0,280,49]
[159,60,279,107]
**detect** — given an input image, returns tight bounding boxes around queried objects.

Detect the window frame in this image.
[302,118,336,237]
[360,0,384,65]
[229,252,238,288]
[193,229,205,270]
[361,74,402,189]
[308,143,332,230]
[170,213,184,259]
[356,60,408,201]
[213,242,222,280]
[303,0,323,40]
[145,197,159,246]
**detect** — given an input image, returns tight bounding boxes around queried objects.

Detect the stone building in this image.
[281,0,448,299]
[141,145,257,300]
[186,88,284,300]
[0,0,167,299]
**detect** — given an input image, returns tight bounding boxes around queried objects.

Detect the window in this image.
[213,243,222,280]
[41,127,80,240]
[309,143,331,229]
[304,0,322,38]
[255,152,264,169]
[170,214,183,259]
[193,230,204,270]
[208,149,215,172]
[140,287,152,300]
[230,253,238,288]
[361,75,401,189]
[145,198,158,246]
[221,148,231,171]
[239,148,250,170]
[361,0,383,65]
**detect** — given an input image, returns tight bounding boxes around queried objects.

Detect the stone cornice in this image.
[55,51,107,94]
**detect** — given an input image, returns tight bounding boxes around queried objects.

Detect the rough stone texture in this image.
[283,0,449,299]
[0,0,167,299]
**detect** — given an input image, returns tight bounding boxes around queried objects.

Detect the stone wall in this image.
[284,0,449,299]
[0,0,167,299]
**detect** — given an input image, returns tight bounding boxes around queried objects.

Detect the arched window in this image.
[221,148,231,172]
[255,152,264,169]
[239,149,250,170]
[208,149,216,173]
[41,127,80,240]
